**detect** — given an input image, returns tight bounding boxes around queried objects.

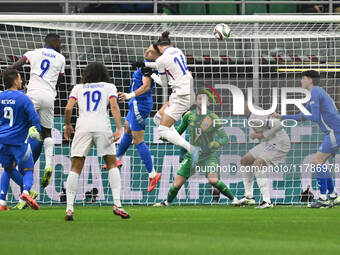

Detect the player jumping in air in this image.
[153,93,236,206]
[132,31,201,167]
[272,70,340,208]
[115,44,162,192]
[63,63,129,221]
[3,33,66,189]
[235,103,291,208]
[0,69,41,211]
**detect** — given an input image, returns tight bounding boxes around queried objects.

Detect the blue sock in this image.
[23,170,34,192]
[7,169,23,193]
[136,142,153,173]
[0,170,11,200]
[28,137,43,163]
[117,133,132,158]
[327,178,335,194]
[317,165,330,196]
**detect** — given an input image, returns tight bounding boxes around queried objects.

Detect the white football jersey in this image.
[69,82,118,132]
[156,47,193,95]
[24,47,65,98]
[248,112,291,152]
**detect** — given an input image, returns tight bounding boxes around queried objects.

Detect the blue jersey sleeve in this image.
[301,87,320,123]
[24,96,41,132]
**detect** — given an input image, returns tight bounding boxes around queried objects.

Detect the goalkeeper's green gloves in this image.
[29,126,42,142]
[208,141,221,150]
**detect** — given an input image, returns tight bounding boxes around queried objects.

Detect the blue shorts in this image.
[318,132,340,156]
[126,100,152,131]
[0,143,34,170]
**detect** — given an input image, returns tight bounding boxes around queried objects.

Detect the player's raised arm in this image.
[109,96,122,142]
[300,88,320,122]
[0,57,27,78]
[119,76,152,100]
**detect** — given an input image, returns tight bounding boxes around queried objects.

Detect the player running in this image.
[132,31,201,167]
[63,62,129,221]
[153,93,236,206]
[3,33,66,189]
[235,103,291,209]
[272,70,340,208]
[0,69,41,211]
[114,44,162,192]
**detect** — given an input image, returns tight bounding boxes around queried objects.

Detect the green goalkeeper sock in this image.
[213,180,234,200]
[167,185,180,203]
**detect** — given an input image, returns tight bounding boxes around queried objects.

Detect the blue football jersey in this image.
[129,66,155,105]
[302,86,340,134]
[0,90,41,145]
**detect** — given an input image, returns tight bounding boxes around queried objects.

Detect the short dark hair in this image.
[301,70,320,85]
[45,33,60,44]
[80,62,110,84]
[2,68,19,89]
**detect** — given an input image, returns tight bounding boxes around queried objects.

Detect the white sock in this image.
[23,190,29,195]
[66,171,79,213]
[0,200,6,206]
[242,170,254,198]
[44,137,54,169]
[108,168,122,207]
[329,193,337,199]
[158,125,193,153]
[149,169,157,179]
[255,170,271,203]
[319,194,327,200]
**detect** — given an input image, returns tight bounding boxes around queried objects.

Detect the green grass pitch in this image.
[1,205,340,255]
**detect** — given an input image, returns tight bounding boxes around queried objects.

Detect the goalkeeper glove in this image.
[208,141,221,149]
[131,61,145,69]
[29,126,42,142]
[141,67,153,77]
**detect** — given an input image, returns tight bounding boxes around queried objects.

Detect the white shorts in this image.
[27,91,54,129]
[164,93,194,121]
[71,131,116,157]
[249,143,288,166]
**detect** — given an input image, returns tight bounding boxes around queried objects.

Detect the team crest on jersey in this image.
[201,116,213,131]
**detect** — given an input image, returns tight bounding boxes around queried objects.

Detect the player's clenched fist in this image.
[64,124,74,141]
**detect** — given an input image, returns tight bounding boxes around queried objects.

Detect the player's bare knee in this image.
[103,155,116,169]
[41,127,52,139]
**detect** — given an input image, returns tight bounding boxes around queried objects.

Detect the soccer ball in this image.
[213,23,231,40]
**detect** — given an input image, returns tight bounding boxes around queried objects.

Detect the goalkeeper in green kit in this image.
[153,93,237,206]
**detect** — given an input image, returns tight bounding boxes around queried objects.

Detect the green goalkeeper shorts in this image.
[177,152,219,179]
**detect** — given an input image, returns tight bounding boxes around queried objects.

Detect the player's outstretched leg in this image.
[309,165,332,208]
[209,178,238,204]
[116,131,133,168]
[65,170,80,220]
[253,160,273,209]
[41,136,54,188]
[0,170,11,211]
[154,175,186,207]
[20,169,39,210]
